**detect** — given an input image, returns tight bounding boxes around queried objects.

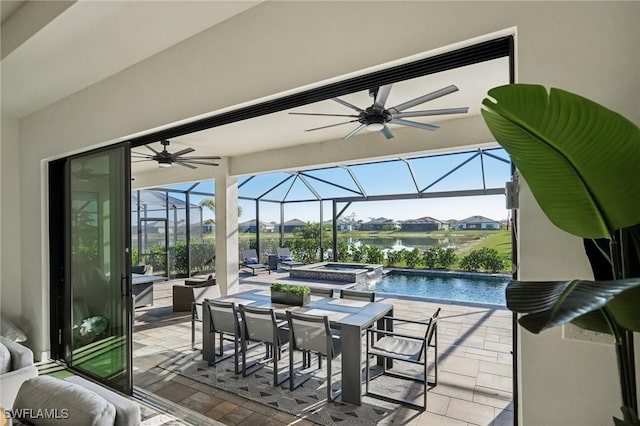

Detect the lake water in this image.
[351,269,510,305]
[339,235,480,251]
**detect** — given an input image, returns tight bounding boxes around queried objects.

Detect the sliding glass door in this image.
[64,144,132,394]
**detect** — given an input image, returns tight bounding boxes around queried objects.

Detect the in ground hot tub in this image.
[289,262,383,284]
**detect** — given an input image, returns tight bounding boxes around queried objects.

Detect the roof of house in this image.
[457,215,498,224]
[400,216,442,224]
[283,218,307,226]
[362,217,395,225]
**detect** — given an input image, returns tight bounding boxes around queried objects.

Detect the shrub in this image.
[366,245,384,264]
[422,247,441,269]
[385,249,404,267]
[351,243,366,262]
[271,282,310,295]
[287,238,320,263]
[405,247,422,269]
[439,247,458,269]
[460,247,505,272]
[336,239,351,262]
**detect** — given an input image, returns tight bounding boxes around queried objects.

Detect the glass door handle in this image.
[121,274,131,297]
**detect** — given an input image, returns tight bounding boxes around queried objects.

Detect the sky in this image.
[146,147,511,224]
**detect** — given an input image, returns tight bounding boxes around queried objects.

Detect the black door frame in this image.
[49,142,133,394]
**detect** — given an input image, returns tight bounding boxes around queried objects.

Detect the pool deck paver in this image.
[134,269,513,425]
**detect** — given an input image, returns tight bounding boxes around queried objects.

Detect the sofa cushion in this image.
[0,341,10,373]
[0,315,27,342]
[14,376,116,426]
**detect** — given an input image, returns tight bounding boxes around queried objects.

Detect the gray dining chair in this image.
[206,299,242,374]
[365,307,441,411]
[190,284,221,349]
[239,304,289,386]
[286,311,342,402]
[340,288,375,302]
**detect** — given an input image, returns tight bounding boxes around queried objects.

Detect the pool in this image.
[351,269,510,306]
[289,262,383,284]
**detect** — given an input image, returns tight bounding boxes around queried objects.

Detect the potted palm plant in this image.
[481,84,640,425]
[270,283,311,306]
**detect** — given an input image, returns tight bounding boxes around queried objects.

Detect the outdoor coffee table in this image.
[203,288,394,406]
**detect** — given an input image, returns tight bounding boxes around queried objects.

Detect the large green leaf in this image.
[506,279,640,334]
[482,84,640,239]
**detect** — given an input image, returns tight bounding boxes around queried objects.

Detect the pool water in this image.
[352,270,510,306]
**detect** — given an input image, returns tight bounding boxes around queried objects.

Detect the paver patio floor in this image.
[133,270,513,426]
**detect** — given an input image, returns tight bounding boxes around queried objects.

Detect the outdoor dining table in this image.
[202,288,394,406]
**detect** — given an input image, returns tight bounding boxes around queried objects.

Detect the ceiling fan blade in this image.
[131,154,153,159]
[373,85,392,110]
[176,160,219,167]
[332,97,364,113]
[171,147,196,157]
[393,107,469,119]
[131,159,153,163]
[391,118,439,131]
[180,155,222,160]
[389,84,459,112]
[144,144,160,155]
[174,161,197,169]
[381,125,395,140]
[304,119,359,132]
[343,124,366,140]
[289,112,359,118]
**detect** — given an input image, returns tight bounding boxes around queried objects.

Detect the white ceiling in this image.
[2,1,509,179]
[1,1,262,118]
[131,57,510,173]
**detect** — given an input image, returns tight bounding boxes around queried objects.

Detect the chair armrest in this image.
[381,316,431,325]
[192,302,203,320]
[366,328,426,342]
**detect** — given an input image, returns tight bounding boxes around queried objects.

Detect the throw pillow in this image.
[0,314,27,342]
[0,341,11,374]
[72,298,91,330]
[279,255,292,261]
[244,257,258,264]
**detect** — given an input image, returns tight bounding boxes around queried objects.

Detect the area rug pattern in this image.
[159,346,428,425]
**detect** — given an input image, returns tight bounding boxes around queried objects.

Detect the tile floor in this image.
[133,271,514,426]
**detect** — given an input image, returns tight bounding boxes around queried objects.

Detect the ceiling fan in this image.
[290,84,468,140]
[72,161,109,181]
[131,140,220,169]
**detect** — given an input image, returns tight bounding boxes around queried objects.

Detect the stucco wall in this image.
[0,114,22,321]
[6,2,639,425]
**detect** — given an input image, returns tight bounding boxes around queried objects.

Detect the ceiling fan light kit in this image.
[290,84,469,140]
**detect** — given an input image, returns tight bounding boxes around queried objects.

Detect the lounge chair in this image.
[241,249,270,275]
[276,247,305,269]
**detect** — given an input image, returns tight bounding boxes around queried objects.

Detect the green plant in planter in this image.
[270,283,310,295]
[482,84,640,425]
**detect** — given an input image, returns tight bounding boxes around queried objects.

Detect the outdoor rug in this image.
[159,344,431,425]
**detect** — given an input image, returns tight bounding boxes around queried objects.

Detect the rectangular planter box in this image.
[271,290,310,306]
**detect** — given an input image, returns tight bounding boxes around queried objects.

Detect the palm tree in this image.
[199,198,242,217]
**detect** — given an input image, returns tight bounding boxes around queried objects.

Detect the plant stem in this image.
[610,237,638,415]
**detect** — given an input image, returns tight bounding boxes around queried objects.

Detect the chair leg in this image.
[289,348,295,391]
[434,330,438,386]
[423,351,428,410]
[191,317,195,349]
[218,332,224,356]
[234,333,240,375]
[326,355,332,403]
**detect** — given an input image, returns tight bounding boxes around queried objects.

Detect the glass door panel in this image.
[67,145,132,394]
